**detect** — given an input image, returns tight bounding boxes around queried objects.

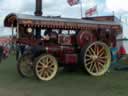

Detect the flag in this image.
[85,6,97,17]
[67,0,80,6]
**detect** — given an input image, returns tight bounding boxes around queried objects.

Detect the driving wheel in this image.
[34,54,58,81]
[17,53,34,78]
[81,41,111,76]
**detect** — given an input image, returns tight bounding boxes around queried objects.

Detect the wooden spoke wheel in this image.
[17,53,34,78]
[34,54,58,81]
[81,41,111,76]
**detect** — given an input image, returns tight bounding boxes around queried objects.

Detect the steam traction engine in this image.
[4,14,122,81]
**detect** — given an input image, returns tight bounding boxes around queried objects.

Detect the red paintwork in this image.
[16,38,42,46]
[77,31,96,47]
[45,45,77,64]
[45,45,75,55]
[58,34,77,46]
[64,54,77,64]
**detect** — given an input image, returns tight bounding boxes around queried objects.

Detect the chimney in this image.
[35,0,42,39]
[35,0,42,16]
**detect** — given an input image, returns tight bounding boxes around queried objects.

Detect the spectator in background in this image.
[0,46,3,63]
[118,46,126,58]
[16,44,25,61]
[110,43,118,64]
[3,47,9,59]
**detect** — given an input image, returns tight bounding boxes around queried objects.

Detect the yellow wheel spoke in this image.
[37,64,43,68]
[85,57,92,62]
[86,60,94,67]
[98,59,106,65]
[43,71,49,78]
[88,49,93,55]
[98,47,104,55]
[98,56,107,59]
[47,59,53,65]
[38,69,43,75]
[42,59,46,64]
[41,58,47,65]
[85,54,92,58]
[46,57,49,65]
[94,62,99,72]
[89,47,95,55]
[88,61,94,70]
[41,71,45,78]
[98,51,105,57]
[39,61,45,65]
[47,69,53,75]
[97,62,104,69]
[49,64,55,68]
[96,62,100,72]
[90,63,95,72]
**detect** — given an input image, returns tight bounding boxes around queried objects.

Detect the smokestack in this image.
[35,0,42,39]
[35,0,42,16]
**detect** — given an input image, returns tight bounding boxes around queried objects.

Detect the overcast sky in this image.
[0,0,128,36]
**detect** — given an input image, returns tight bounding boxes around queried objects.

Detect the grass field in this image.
[0,55,128,96]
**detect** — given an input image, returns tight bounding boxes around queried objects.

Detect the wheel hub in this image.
[44,65,48,68]
[91,55,98,61]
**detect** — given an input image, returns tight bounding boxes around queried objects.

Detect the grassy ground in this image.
[0,55,128,96]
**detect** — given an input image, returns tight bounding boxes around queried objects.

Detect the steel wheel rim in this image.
[84,42,111,76]
[19,55,33,77]
[35,54,58,81]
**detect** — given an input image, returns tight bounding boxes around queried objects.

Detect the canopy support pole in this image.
[11,24,14,52]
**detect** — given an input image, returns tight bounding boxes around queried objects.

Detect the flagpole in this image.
[80,0,83,18]
[85,0,87,17]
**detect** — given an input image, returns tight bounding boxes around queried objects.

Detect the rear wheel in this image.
[17,53,34,78]
[81,41,111,76]
[34,54,58,81]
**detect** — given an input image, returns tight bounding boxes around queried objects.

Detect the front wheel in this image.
[81,41,111,76]
[34,54,58,81]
